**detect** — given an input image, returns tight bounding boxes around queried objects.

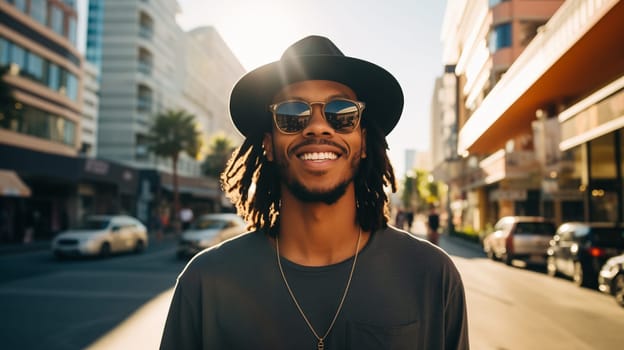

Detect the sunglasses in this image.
[268,98,365,134]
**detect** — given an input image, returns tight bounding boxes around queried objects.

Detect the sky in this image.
[175,0,449,177]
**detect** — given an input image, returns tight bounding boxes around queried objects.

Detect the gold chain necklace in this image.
[276,228,362,350]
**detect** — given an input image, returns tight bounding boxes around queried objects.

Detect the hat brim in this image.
[229,55,404,137]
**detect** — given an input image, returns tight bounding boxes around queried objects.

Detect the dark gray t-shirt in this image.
[160,226,469,349]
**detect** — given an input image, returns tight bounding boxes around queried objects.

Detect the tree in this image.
[401,169,443,213]
[202,134,236,178]
[147,109,201,231]
[0,65,18,130]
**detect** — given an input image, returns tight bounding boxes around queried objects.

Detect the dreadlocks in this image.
[220,120,397,235]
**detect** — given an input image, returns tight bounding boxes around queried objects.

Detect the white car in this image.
[52,215,148,258]
[177,213,248,259]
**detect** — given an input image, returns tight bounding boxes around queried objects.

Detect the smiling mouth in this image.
[298,152,339,161]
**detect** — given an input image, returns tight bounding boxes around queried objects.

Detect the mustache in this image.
[288,138,348,156]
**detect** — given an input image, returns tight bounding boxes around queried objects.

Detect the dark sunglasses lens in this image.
[274,102,311,133]
[324,100,360,132]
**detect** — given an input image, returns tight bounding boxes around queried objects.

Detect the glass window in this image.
[30,0,47,25]
[50,5,64,36]
[0,37,9,66]
[11,44,26,70]
[9,0,27,12]
[64,119,75,146]
[66,72,78,101]
[589,132,617,222]
[26,53,45,82]
[489,23,512,53]
[68,17,77,46]
[489,0,510,7]
[48,63,60,91]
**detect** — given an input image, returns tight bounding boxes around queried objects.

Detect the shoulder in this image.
[370,226,462,278]
[176,230,270,285]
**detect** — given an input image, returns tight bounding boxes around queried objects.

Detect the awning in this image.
[0,170,31,197]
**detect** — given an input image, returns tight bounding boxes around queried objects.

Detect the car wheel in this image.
[134,240,145,253]
[573,261,595,287]
[547,256,558,277]
[100,242,111,257]
[613,273,624,307]
[503,252,513,266]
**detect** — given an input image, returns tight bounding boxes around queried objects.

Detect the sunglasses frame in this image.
[268,98,366,135]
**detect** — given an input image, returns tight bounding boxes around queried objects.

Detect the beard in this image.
[275,151,361,205]
[285,177,352,205]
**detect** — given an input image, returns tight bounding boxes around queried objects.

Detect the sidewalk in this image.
[0,240,50,256]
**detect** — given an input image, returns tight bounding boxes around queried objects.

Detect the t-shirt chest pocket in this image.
[346,320,421,350]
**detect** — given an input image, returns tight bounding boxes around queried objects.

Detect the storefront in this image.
[0,144,138,242]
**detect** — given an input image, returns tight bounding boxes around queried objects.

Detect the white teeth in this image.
[300,152,338,161]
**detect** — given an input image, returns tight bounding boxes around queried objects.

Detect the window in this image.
[139,12,154,39]
[138,47,153,75]
[66,73,78,101]
[30,0,47,25]
[26,53,45,82]
[137,85,153,112]
[0,37,9,66]
[48,63,60,91]
[489,0,510,7]
[68,17,77,45]
[50,5,65,36]
[489,23,512,53]
[8,0,27,12]
[10,44,26,71]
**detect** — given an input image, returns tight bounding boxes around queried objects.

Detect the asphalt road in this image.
[0,237,185,350]
[1,228,623,350]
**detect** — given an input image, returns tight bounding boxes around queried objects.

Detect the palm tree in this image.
[147,109,201,231]
[202,134,236,178]
[0,65,18,130]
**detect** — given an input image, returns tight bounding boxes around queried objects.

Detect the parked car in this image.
[598,253,624,307]
[547,222,624,288]
[177,213,248,259]
[52,215,148,258]
[483,216,556,265]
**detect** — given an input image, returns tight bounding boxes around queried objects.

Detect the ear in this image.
[263,133,274,161]
[361,128,367,159]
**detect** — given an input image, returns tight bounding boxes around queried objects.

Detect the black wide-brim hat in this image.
[229,35,404,137]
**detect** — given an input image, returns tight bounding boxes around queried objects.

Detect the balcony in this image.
[458,0,624,155]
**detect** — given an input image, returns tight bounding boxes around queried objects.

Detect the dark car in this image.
[598,253,624,307]
[547,222,624,288]
[482,216,556,265]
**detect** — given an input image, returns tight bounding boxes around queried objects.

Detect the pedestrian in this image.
[160,35,469,349]
[427,204,441,245]
[179,206,193,231]
[405,210,414,232]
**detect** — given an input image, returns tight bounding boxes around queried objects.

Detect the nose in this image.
[302,104,334,137]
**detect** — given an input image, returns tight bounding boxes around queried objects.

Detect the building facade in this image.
[434,0,624,234]
[92,0,245,224]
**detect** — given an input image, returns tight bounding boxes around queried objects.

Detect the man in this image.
[427,205,441,245]
[179,206,194,231]
[160,35,469,349]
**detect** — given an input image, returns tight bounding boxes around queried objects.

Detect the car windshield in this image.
[192,218,228,230]
[75,218,111,230]
[590,227,624,247]
[515,222,555,235]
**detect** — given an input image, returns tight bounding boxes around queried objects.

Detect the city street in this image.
[1,229,623,350]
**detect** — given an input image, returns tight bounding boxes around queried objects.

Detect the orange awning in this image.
[0,170,31,197]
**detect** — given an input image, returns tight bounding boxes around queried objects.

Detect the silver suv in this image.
[483,216,556,265]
